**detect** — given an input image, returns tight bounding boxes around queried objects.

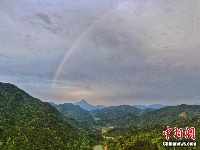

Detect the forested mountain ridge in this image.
[0,82,97,150]
[48,102,57,107]
[55,103,156,127]
[140,104,200,126]
[55,103,95,124]
[74,99,106,111]
[87,104,200,127]
[1,82,199,149]
[89,105,154,126]
[134,104,166,109]
[91,105,138,118]
[104,106,200,150]
[51,99,200,128]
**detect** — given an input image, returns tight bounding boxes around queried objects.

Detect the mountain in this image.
[102,105,200,149]
[91,104,200,127]
[0,82,96,149]
[55,103,95,124]
[91,105,154,120]
[134,104,166,109]
[90,105,154,126]
[91,105,141,120]
[105,117,200,149]
[48,102,57,107]
[74,99,106,111]
[96,113,141,127]
[140,104,200,126]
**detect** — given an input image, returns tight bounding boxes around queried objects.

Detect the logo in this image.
[162,126,196,147]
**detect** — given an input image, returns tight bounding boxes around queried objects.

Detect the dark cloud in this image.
[36,12,52,24]
[0,53,10,59]
[0,0,200,106]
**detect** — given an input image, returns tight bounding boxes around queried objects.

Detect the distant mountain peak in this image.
[134,104,166,109]
[81,99,88,103]
[48,102,57,107]
[74,99,106,111]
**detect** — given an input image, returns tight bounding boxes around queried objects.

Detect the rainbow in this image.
[53,1,128,81]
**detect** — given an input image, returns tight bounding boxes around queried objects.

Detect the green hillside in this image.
[102,105,200,150]
[90,105,154,126]
[90,104,200,127]
[140,104,200,126]
[2,81,198,149]
[55,103,103,139]
[56,103,95,124]
[104,118,200,150]
[0,82,96,150]
[91,105,141,120]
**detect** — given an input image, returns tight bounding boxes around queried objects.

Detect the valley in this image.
[0,82,199,149]
[2,0,200,149]
[53,99,200,149]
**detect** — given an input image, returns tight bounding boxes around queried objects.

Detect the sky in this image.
[0,0,200,106]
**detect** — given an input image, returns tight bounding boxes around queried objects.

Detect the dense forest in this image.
[103,120,199,150]
[56,103,95,124]
[0,82,199,149]
[0,82,98,150]
[55,100,200,149]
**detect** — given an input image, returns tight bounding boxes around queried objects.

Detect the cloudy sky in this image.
[0,0,200,106]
